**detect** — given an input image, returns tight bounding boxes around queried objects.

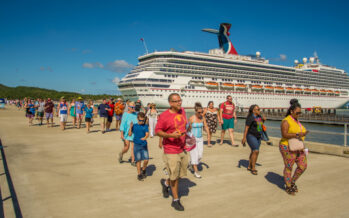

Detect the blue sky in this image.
[1,0,348,94]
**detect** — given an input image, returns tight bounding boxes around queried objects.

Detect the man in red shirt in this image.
[155,93,188,211]
[219,95,238,146]
[106,98,115,132]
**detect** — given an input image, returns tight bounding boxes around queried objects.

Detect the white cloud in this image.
[106,60,133,73]
[112,77,120,85]
[280,54,287,61]
[82,62,95,68]
[82,60,133,73]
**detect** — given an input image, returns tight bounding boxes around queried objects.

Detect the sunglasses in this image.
[138,119,145,122]
[129,106,135,109]
[197,111,203,114]
[296,112,302,115]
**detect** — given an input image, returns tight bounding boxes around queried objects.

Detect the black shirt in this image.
[245,114,263,138]
[135,102,142,112]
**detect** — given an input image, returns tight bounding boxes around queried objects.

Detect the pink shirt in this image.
[220,101,235,119]
[155,108,187,154]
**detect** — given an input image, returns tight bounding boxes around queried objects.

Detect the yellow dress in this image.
[280,115,306,146]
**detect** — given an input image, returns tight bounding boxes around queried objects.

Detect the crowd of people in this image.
[13,94,309,211]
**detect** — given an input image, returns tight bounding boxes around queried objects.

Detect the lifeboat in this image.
[286,87,294,93]
[304,88,312,94]
[265,86,274,92]
[320,89,327,95]
[311,89,319,93]
[221,83,234,89]
[251,85,263,90]
[205,82,218,88]
[335,91,340,95]
[294,88,303,93]
[189,80,204,86]
[275,86,284,92]
[235,84,247,90]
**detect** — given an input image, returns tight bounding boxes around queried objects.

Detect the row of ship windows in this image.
[150,60,347,81]
[135,61,348,84]
[141,55,295,73]
[157,69,347,88]
[139,57,344,77]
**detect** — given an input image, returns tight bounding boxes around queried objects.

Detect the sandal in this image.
[251,169,258,175]
[285,186,295,195]
[291,183,298,193]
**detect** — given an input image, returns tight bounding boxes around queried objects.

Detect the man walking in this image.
[44,98,55,127]
[114,98,125,130]
[106,98,115,132]
[75,97,85,129]
[156,93,188,211]
[219,95,238,146]
[98,99,110,134]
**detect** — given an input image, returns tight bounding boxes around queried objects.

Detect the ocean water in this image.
[182,110,349,146]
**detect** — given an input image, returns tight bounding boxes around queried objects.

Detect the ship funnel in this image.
[294,60,299,65]
[202,23,238,55]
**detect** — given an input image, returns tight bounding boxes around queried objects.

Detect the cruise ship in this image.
[118,23,349,109]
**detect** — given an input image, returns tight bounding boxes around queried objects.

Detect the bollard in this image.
[344,124,347,146]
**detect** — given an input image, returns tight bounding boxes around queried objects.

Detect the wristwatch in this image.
[296,133,300,138]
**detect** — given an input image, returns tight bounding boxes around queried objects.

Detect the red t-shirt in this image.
[220,101,235,119]
[107,102,114,116]
[155,108,187,154]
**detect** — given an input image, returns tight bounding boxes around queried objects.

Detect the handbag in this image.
[184,132,196,152]
[288,138,304,151]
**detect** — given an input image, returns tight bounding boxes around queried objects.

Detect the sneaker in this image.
[142,169,147,178]
[188,164,194,173]
[137,174,143,181]
[171,200,184,211]
[194,172,202,178]
[160,179,169,198]
[118,152,123,163]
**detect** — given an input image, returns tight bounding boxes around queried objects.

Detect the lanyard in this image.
[290,115,302,132]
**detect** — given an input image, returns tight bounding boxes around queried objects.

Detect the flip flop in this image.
[251,170,258,175]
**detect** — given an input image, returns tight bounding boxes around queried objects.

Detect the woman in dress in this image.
[69,99,76,128]
[188,102,209,178]
[146,103,159,137]
[203,101,219,147]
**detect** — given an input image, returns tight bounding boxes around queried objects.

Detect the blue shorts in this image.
[134,145,149,162]
[115,114,122,121]
[246,133,261,151]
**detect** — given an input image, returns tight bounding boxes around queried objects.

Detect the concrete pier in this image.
[0,107,349,218]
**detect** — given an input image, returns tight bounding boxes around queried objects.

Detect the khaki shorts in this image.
[163,151,188,181]
[100,116,107,126]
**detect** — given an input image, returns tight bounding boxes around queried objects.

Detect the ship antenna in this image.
[140,38,149,54]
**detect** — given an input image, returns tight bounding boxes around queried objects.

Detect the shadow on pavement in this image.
[237,159,261,169]
[265,172,284,190]
[198,162,210,171]
[146,164,156,176]
[178,178,197,198]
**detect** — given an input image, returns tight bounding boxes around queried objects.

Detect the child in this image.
[128,112,149,181]
[85,103,94,133]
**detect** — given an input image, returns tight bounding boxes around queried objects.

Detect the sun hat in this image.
[77,96,83,100]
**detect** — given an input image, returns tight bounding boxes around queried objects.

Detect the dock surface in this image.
[0,107,348,218]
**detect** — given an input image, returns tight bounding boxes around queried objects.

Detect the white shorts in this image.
[190,137,204,165]
[60,114,68,122]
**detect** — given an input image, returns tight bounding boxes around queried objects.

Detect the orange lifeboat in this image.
[221,83,234,89]
[205,82,219,89]
[311,89,319,93]
[235,84,247,89]
[251,85,263,90]
[304,88,312,93]
[335,91,340,95]
[265,86,274,89]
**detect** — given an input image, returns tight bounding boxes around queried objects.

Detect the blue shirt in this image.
[120,112,138,141]
[132,123,149,147]
[98,103,110,117]
[59,103,68,114]
[85,107,93,118]
[75,101,85,114]
[28,104,36,114]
